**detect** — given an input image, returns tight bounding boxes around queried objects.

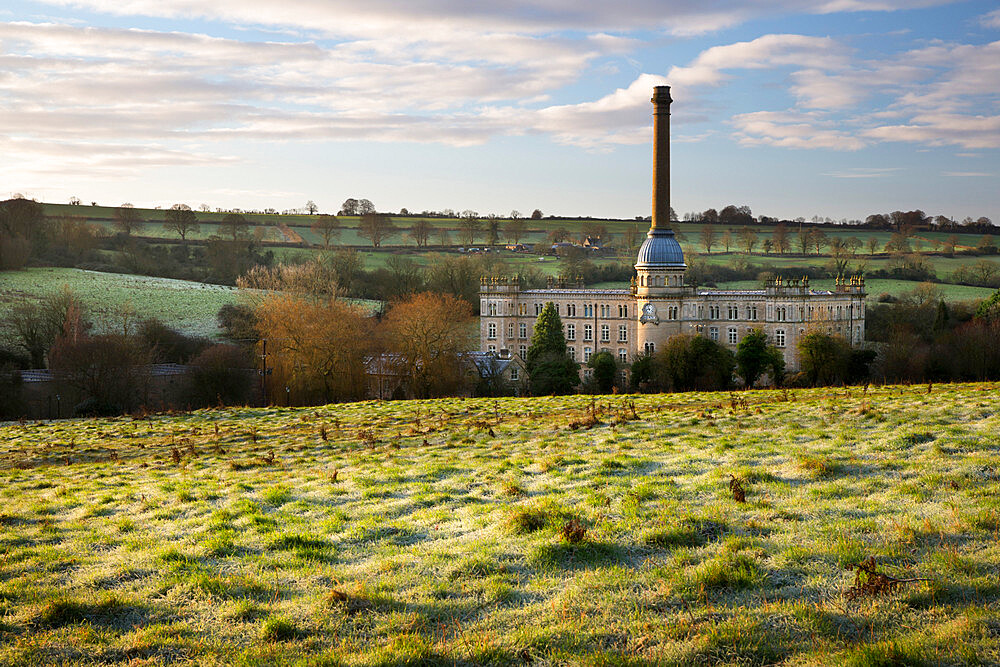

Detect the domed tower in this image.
[635,86,690,353]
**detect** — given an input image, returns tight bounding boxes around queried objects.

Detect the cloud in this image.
[731,110,866,150]
[824,167,900,178]
[864,114,1000,149]
[979,9,1000,28]
[31,0,959,37]
[943,171,992,177]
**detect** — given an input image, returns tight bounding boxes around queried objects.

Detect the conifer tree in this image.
[526,302,578,395]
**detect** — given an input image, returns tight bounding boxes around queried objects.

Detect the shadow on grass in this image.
[31,594,154,630]
[528,541,627,571]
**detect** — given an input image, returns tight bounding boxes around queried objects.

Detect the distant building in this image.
[479,85,865,378]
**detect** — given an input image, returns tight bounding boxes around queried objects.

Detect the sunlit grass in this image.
[0,383,998,664]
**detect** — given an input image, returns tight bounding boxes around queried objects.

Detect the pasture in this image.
[1,384,998,664]
[0,268,242,345]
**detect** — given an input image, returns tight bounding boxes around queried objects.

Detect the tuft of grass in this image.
[261,485,292,505]
[796,453,843,478]
[505,507,548,534]
[260,616,300,642]
[643,517,727,548]
[691,551,763,591]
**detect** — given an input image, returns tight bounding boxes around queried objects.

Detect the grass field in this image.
[1,384,998,664]
[0,268,242,345]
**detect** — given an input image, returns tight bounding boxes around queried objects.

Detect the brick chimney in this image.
[651,85,672,230]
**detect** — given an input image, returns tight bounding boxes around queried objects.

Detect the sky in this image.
[1,1,999,222]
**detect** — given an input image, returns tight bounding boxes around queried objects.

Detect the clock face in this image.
[643,303,656,316]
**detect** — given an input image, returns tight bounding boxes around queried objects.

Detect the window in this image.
[668,306,678,320]
[568,346,576,360]
[518,303,527,316]
[583,324,593,341]
[584,304,594,317]
[566,323,576,340]
[618,348,628,363]
[728,327,738,345]
[746,305,758,321]
[584,346,592,362]
[519,344,527,360]
[519,323,527,339]
[709,326,719,341]
[508,323,515,338]
[487,323,497,339]
[620,370,629,385]
[509,366,519,381]
[644,341,655,354]
[600,305,610,317]
[618,304,628,318]
[728,305,739,319]
[600,324,610,342]
[535,303,543,315]
[488,344,496,353]
[618,325,628,342]
[583,368,593,379]
[775,329,786,347]
[487,302,498,316]
[837,305,842,318]
[566,303,576,317]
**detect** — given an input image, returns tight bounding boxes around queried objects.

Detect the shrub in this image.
[184,344,254,408]
[138,318,210,363]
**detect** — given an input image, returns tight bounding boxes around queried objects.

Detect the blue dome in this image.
[635,228,685,268]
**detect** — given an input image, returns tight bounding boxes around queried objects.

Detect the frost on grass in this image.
[1,384,999,664]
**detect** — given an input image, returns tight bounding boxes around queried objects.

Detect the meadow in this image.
[0,268,241,346]
[1,383,998,665]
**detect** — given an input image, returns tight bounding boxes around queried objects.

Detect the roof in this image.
[17,363,190,383]
[521,289,630,296]
[635,227,685,268]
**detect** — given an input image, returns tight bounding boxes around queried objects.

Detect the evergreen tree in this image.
[735,328,785,388]
[589,350,617,393]
[526,302,578,395]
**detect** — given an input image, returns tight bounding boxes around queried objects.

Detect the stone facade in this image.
[478,83,866,379]
[479,274,866,376]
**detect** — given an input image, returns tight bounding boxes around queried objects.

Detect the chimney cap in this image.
[652,85,672,103]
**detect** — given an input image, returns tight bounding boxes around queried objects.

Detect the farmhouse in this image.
[480,85,866,376]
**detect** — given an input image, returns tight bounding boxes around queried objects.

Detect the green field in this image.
[1,384,998,664]
[0,268,242,345]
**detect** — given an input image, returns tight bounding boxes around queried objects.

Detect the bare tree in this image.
[113,203,142,236]
[409,219,432,247]
[340,198,359,216]
[459,212,481,246]
[358,199,376,215]
[358,213,395,247]
[163,204,199,242]
[738,226,759,254]
[311,214,340,249]
[700,225,717,254]
[504,218,526,244]
[305,200,318,215]
[772,223,789,254]
[220,213,250,242]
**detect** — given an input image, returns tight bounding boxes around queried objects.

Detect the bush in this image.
[184,344,254,408]
[138,318,210,363]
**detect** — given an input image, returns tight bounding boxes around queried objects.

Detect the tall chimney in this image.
[651,85,672,230]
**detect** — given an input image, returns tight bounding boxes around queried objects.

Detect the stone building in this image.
[479,85,866,379]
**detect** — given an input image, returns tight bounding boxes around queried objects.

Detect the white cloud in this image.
[732,110,866,150]
[979,9,1000,28]
[824,167,900,178]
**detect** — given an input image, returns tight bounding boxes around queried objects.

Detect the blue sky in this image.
[1,0,998,222]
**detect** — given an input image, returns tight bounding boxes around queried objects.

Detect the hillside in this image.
[1,384,998,664]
